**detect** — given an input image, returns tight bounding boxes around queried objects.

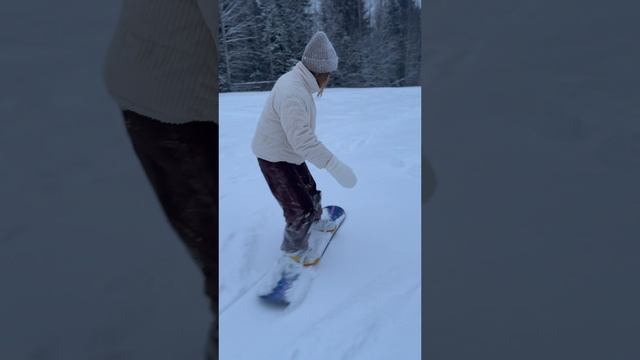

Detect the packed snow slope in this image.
[219,87,421,360]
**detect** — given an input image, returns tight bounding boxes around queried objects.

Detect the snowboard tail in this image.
[258,205,346,306]
[259,273,300,306]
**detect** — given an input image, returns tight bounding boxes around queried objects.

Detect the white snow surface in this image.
[219,87,422,360]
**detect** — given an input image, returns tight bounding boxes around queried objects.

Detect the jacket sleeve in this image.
[280,97,334,169]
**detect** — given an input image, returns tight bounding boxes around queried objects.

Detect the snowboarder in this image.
[103,0,217,358]
[251,31,357,271]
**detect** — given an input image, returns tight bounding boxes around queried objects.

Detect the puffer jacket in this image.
[251,62,334,169]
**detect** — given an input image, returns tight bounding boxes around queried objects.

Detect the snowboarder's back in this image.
[251,61,332,169]
[252,31,358,306]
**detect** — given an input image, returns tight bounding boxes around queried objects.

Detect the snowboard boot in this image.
[258,248,316,305]
[311,218,337,232]
[289,242,324,267]
[286,248,310,266]
[286,248,325,267]
[310,206,338,233]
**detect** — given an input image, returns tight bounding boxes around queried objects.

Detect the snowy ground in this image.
[219,87,422,360]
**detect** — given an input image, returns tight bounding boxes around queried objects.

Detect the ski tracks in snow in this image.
[276,273,420,360]
[219,87,421,359]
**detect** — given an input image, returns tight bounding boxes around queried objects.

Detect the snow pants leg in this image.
[122,110,218,359]
[257,158,322,253]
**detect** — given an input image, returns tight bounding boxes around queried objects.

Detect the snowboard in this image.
[258,205,346,306]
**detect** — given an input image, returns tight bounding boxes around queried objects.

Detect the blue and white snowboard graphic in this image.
[258,205,346,306]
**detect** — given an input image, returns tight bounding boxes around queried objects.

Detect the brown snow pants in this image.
[122,110,217,359]
[258,158,322,253]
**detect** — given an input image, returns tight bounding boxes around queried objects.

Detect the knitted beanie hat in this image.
[301,31,338,74]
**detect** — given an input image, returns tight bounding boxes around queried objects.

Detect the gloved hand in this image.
[326,156,357,188]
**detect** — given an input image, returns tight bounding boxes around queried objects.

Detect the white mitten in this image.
[326,156,357,188]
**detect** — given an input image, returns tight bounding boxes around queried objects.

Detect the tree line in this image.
[219,0,421,91]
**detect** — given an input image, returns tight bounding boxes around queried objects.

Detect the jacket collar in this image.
[294,62,320,94]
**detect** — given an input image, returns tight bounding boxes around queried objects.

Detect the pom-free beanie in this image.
[301,31,339,74]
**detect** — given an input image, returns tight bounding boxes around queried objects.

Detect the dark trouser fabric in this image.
[122,110,217,359]
[258,158,322,252]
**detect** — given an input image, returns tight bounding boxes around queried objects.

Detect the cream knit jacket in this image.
[251,62,334,169]
[103,0,217,123]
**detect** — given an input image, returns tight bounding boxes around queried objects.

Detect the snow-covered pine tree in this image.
[403,0,421,86]
[245,0,271,83]
[319,0,369,87]
[380,0,406,85]
[282,0,314,69]
[259,0,313,80]
[365,0,421,87]
[219,0,420,91]
[219,0,262,91]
